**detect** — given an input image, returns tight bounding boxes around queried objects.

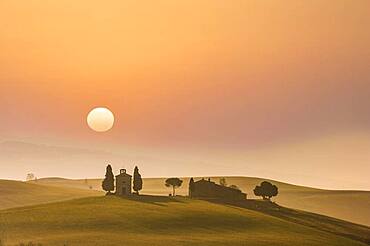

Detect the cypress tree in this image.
[102,164,115,195]
[189,177,195,198]
[133,166,143,195]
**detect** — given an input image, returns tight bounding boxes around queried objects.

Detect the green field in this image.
[30,176,370,226]
[0,180,101,210]
[1,196,369,246]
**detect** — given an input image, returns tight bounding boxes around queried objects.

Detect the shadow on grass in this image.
[118,194,186,206]
[205,198,370,245]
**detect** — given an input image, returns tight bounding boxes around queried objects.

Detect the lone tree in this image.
[165,178,183,196]
[102,164,115,195]
[133,166,143,195]
[254,181,278,200]
[189,177,195,198]
[219,177,227,187]
[26,173,35,181]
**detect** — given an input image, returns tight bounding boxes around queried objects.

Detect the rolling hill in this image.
[0,196,369,246]
[0,180,102,210]
[30,176,370,226]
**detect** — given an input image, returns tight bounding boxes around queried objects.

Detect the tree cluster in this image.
[219,178,240,190]
[219,177,227,186]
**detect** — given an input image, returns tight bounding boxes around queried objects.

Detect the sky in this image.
[0,0,369,189]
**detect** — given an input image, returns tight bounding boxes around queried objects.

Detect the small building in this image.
[191,178,246,200]
[115,169,132,196]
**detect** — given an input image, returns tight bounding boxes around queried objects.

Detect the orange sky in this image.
[0,0,369,189]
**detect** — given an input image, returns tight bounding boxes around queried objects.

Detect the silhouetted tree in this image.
[219,177,227,186]
[102,164,114,194]
[189,177,195,198]
[26,173,35,181]
[165,178,183,196]
[254,181,278,200]
[133,166,143,195]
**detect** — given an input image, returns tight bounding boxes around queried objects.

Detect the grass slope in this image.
[31,176,370,226]
[0,180,102,210]
[0,196,369,246]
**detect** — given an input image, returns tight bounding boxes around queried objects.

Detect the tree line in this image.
[166,177,279,201]
[101,166,279,201]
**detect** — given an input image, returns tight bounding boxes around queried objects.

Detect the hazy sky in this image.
[0,0,369,189]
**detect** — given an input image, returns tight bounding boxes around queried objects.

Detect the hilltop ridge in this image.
[29,176,370,226]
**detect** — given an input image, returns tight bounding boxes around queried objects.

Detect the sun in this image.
[87,107,115,132]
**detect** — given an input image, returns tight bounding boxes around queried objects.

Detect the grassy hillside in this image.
[0,180,102,210]
[31,176,370,226]
[0,196,369,246]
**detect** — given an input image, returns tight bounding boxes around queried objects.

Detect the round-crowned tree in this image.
[165,178,183,196]
[253,181,278,200]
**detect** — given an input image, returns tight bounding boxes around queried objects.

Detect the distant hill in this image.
[0,179,102,210]
[30,176,370,226]
[0,196,368,246]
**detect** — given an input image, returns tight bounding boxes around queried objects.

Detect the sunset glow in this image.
[0,0,369,190]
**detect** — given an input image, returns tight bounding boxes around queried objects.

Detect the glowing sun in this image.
[87,107,115,132]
